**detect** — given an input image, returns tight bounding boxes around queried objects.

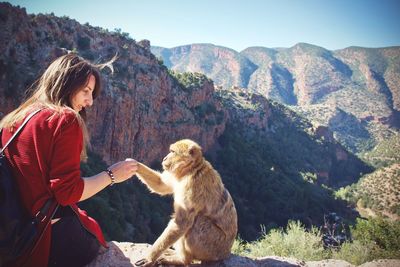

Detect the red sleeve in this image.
[48,112,84,206]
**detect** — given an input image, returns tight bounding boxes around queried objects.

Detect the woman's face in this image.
[71,74,95,112]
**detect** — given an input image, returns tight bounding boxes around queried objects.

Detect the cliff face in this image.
[216,89,371,189]
[0,3,226,165]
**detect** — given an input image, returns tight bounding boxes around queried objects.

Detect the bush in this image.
[231,237,248,255]
[232,217,400,264]
[351,217,400,251]
[168,70,210,91]
[331,240,379,265]
[243,221,327,261]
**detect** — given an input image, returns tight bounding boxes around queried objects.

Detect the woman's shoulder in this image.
[35,106,77,119]
[33,106,81,130]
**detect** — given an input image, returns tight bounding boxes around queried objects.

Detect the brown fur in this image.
[134,139,238,266]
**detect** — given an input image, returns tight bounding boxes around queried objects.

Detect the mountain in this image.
[152,44,257,89]
[152,43,400,155]
[0,3,371,242]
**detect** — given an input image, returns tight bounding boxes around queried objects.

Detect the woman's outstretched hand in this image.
[108,158,138,183]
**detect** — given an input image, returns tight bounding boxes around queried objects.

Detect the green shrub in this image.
[331,240,379,265]
[243,221,327,261]
[232,217,400,264]
[351,217,400,251]
[231,237,248,255]
[168,70,210,91]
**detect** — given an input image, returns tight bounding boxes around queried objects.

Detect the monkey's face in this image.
[162,139,202,178]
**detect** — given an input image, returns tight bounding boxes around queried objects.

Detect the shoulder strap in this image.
[0,109,42,155]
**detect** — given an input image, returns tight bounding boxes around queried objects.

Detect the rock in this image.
[86,242,305,267]
[86,242,151,267]
[359,260,400,267]
[306,259,354,267]
[87,242,400,267]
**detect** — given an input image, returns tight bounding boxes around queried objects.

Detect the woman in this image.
[0,53,138,267]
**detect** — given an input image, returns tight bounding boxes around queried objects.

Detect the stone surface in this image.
[86,242,400,267]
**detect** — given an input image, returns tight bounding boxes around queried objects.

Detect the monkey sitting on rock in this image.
[134,139,238,267]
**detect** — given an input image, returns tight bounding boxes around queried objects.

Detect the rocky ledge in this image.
[86,242,399,267]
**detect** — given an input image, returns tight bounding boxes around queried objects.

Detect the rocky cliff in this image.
[0,2,226,165]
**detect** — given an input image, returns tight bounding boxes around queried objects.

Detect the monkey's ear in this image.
[189,145,202,157]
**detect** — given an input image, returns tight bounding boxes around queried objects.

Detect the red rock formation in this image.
[0,3,226,165]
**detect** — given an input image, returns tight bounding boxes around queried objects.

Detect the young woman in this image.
[0,53,138,267]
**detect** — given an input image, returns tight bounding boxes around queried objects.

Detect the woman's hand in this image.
[108,158,138,184]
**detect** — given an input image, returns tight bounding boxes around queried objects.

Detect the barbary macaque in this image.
[134,139,237,266]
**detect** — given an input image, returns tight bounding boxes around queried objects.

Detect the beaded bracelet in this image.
[105,169,115,186]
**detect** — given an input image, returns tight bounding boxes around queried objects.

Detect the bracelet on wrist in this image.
[105,169,115,186]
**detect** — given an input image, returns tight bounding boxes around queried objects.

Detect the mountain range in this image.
[152,43,400,155]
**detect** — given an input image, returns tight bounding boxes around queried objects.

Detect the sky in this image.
[6,0,400,52]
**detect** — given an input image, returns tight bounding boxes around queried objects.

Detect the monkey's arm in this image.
[136,162,173,195]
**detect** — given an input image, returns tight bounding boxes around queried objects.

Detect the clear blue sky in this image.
[7,0,400,51]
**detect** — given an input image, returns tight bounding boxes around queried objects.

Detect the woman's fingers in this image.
[108,159,139,183]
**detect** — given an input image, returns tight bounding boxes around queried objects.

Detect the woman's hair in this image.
[0,52,115,160]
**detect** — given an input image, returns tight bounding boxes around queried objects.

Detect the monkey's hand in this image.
[134,258,158,267]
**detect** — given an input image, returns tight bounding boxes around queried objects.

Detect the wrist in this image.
[105,169,115,186]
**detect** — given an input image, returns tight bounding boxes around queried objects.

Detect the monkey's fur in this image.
[134,139,237,267]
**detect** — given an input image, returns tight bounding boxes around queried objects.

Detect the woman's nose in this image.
[86,95,93,106]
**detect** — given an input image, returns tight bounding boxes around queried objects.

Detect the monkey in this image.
[134,139,238,267]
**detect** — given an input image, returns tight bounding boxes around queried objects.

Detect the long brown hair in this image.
[0,53,114,160]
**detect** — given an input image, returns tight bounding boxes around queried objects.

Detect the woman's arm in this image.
[49,111,138,204]
[79,158,138,201]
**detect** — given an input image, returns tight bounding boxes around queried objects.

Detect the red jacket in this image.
[1,108,107,267]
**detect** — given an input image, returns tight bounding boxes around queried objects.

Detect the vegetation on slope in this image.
[360,133,400,168]
[233,217,400,265]
[209,90,372,240]
[336,163,400,219]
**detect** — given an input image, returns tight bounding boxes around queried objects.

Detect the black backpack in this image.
[0,110,58,266]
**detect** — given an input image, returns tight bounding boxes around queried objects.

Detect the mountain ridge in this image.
[151,43,400,155]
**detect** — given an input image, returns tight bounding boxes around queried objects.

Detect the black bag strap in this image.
[1,109,43,153]
[0,109,43,155]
